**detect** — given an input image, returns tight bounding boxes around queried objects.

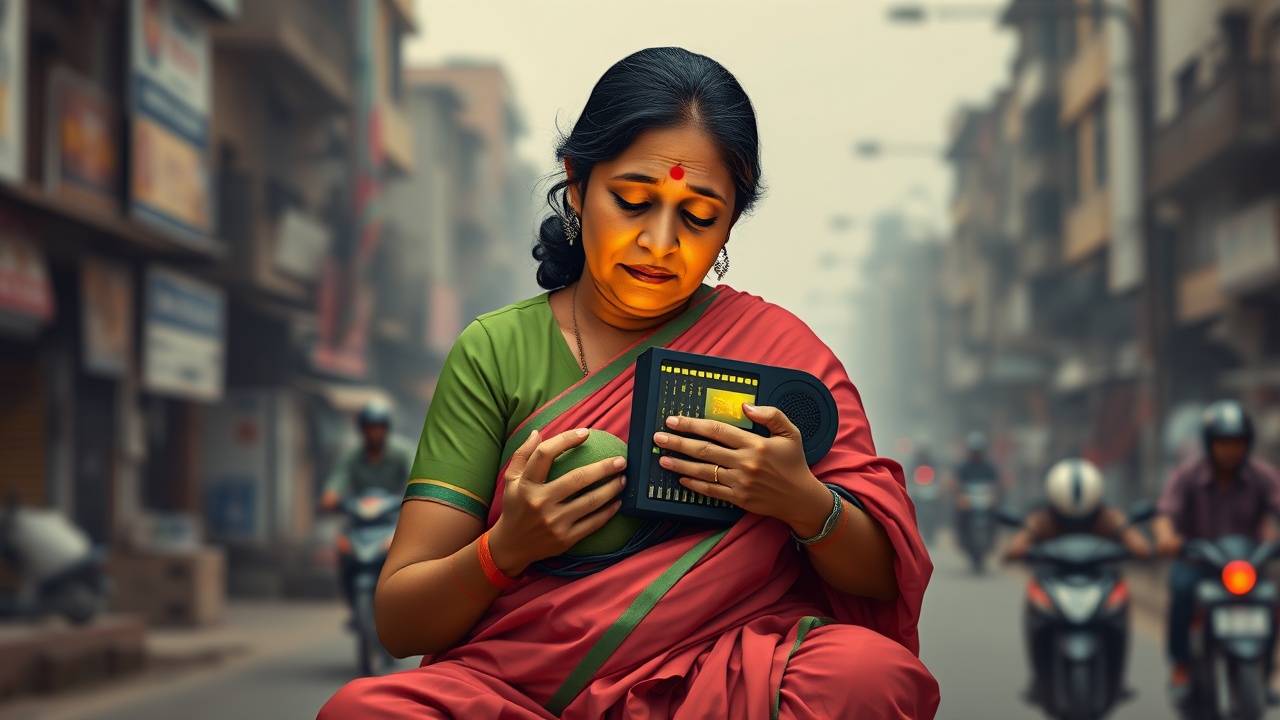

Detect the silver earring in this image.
[714,246,730,281]
[562,210,581,246]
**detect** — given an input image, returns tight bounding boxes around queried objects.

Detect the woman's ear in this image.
[563,157,582,215]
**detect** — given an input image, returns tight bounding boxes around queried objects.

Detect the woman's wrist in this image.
[785,475,835,538]
[485,524,530,577]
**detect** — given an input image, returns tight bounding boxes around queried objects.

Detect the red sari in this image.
[319,287,939,719]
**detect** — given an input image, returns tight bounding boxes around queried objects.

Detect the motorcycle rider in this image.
[1153,400,1280,695]
[1005,457,1152,560]
[1006,458,1151,704]
[320,401,413,619]
[949,432,1003,518]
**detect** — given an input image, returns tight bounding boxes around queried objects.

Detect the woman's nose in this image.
[637,211,680,256]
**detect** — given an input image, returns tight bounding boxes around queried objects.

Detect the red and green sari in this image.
[320,286,939,719]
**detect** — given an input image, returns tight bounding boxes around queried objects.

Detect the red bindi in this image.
[669,165,685,181]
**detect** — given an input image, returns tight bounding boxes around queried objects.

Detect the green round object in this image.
[546,430,644,557]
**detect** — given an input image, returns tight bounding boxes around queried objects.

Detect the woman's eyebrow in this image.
[611,173,726,205]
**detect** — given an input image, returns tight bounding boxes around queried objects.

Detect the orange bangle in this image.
[450,553,486,604]
[806,501,851,551]
[478,532,519,590]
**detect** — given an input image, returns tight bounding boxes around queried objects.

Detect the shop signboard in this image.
[129,0,213,240]
[47,67,120,216]
[81,257,134,378]
[143,266,224,401]
[0,0,26,184]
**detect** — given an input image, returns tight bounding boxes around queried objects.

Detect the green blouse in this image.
[404,293,583,519]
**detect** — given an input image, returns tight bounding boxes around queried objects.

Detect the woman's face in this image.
[568,124,737,318]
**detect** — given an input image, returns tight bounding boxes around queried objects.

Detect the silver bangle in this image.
[793,487,843,546]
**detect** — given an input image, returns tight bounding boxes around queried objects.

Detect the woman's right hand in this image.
[487,428,626,576]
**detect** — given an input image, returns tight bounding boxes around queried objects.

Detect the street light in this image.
[886,3,1002,23]
[853,139,941,159]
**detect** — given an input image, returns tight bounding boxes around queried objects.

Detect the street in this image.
[13,535,1179,720]
[920,534,1171,720]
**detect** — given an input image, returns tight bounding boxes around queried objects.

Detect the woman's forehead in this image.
[606,126,732,189]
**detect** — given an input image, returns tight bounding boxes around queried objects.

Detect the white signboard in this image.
[0,0,26,183]
[274,209,333,281]
[143,266,225,401]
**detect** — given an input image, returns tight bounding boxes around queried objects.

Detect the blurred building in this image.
[398,63,541,324]
[1147,0,1280,464]
[932,0,1280,502]
[0,0,431,602]
[853,212,948,457]
[936,0,1150,504]
[378,62,541,435]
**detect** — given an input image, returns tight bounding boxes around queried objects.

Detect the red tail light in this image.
[1027,579,1053,612]
[1104,579,1129,610]
[914,466,935,485]
[1223,560,1257,595]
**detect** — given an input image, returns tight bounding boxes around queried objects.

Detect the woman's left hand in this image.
[654,403,831,534]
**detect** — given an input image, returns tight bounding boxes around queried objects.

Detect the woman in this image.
[320,47,938,719]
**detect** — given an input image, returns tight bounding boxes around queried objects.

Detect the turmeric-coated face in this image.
[567,124,737,320]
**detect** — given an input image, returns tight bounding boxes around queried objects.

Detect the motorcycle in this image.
[0,493,110,625]
[909,463,941,547]
[1177,535,1280,720]
[336,487,400,676]
[999,502,1154,720]
[957,483,999,573]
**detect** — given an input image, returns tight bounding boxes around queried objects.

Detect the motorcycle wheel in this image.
[354,588,381,677]
[1229,659,1264,720]
[1065,662,1093,720]
[969,550,986,575]
[52,578,104,626]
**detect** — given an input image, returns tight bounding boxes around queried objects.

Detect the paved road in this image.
[60,538,1187,720]
[920,534,1173,720]
[77,631,417,720]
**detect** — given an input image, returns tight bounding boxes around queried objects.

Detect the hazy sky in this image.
[405,0,1014,359]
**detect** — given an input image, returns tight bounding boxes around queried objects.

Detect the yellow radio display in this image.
[704,388,756,429]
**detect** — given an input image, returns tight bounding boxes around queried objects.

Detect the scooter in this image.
[1177,535,1280,720]
[0,493,110,625]
[336,487,400,676]
[999,502,1154,720]
[958,483,999,573]
[909,463,941,547]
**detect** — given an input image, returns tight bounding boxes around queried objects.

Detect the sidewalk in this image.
[1,600,345,720]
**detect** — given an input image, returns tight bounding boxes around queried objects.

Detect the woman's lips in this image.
[622,265,676,284]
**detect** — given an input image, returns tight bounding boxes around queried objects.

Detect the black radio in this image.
[622,348,839,524]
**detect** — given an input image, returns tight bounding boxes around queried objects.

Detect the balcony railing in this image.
[214,0,353,112]
[1149,63,1275,198]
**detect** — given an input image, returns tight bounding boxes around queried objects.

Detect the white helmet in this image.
[1044,458,1105,519]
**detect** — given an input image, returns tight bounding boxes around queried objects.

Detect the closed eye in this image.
[611,193,649,212]
[683,211,717,228]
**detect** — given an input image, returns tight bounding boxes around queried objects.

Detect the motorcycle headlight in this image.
[1052,585,1104,624]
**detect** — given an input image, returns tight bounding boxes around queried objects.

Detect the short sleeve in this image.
[403,321,507,519]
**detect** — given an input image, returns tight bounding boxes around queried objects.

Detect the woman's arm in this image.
[376,429,627,658]
[785,482,898,601]
[375,501,492,657]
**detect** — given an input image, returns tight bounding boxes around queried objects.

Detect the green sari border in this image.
[499,285,720,468]
[545,529,730,716]
[771,615,835,720]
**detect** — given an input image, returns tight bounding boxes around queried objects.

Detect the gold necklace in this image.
[572,283,589,376]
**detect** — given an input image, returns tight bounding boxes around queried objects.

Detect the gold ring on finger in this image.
[713,465,720,484]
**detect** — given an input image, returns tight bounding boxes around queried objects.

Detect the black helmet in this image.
[358,400,392,428]
[1201,399,1253,454]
